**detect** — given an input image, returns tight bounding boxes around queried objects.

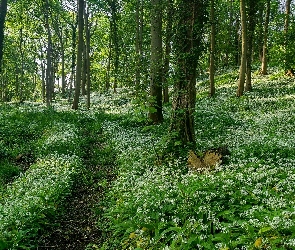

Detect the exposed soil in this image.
[37,136,116,249]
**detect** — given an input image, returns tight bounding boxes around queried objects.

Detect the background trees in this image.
[0,0,7,74]
[0,0,294,142]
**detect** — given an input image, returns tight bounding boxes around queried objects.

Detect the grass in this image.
[0,69,295,249]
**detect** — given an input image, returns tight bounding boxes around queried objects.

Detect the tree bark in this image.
[109,0,119,93]
[245,0,256,92]
[237,0,247,97]
[45,0,53,106]
[105,32,111,91]
[72,0,84,110]
[209,0,215,96]
[261,0,270,75]
[0,0,7,74]
[149,0,163,123]
[284,0,292,72]
[81,41,87,95]
[163,0,173,103]
[85,5,91,109]
[170,0,207,146]
[69,15,78,102]
[135,0,143,89]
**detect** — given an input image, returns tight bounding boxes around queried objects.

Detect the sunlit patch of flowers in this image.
[100,71,295,249]
[0,154,81,249]
[37,122,80,157]
[0,103,96,248]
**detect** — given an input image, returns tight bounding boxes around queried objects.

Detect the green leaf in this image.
[258,226,272,234]
[174,141,182,146]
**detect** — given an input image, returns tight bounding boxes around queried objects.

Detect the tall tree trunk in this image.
[149,0,163,123]
[170,0,207,146]
[19,26,25,102]
[261,0,270,75]
[85,6,91,109]
[72,0,84,110]
[41,56,46,102]
[109,0,119,93]
[163,0,173,103]
[284,0,292,72]
[237,0,247,97]
[245,0,256,92]
[135,0,143,90]
[225,0,234,66]
[209,0,215,96]
[235,17,241,66]
[105,32,112,91]
[81,41,87,95]
[0,0,7,74]
[69,13,78,102]
[45,0,53,106]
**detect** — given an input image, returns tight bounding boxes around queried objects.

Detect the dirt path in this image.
[37,132,116,249]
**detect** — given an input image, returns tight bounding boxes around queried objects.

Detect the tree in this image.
[237,0,247,97]
[149,0,163,123]
[209,0,215,96]
[72,0,84,110]
[84,4,91,109]
[170,0,207,146]
[45,0,53,106]
[284,0,292,72]
[0,0,8,73]
[245,0,257,91]
[162,0,173,103]
[261,0,270,75]
[108,0,119,93]
[135,0,143,90]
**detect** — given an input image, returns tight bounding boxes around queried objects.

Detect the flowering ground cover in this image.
[0,70,295,249]
[0,105,109,249]
[97,70,295,249]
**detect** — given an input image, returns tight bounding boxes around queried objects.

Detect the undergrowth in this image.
[98,70,295,250]
[0,104,106,249]
[1,69,294,250]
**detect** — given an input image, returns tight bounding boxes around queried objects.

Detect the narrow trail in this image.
[37,128,116,249]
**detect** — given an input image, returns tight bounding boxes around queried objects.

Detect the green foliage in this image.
[0,154,81,249]
[100,70,295,249]
[0,102,106,248]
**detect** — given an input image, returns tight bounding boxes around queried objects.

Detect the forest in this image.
[0,0,295,249]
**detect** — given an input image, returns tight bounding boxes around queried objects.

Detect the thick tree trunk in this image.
[149,0,163,123]
[209,0,215,96]
[237,0,247,97]
[0,0,7,74]
[170,0,206,146]
[72,0,84,110]
[261,0,270,75]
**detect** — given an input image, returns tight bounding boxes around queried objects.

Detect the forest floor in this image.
[36,117,116,249]
[1,69,295,249]
[37,153,115,249]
